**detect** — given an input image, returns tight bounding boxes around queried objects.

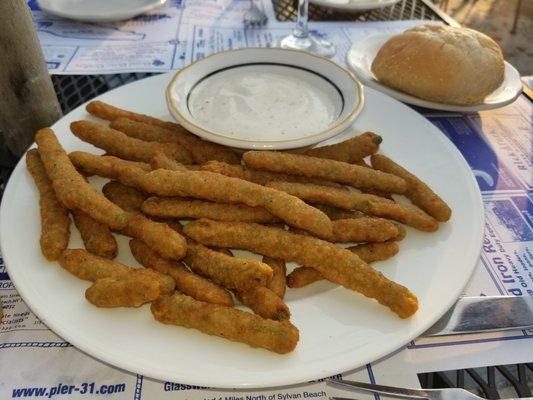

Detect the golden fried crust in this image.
[86,269,162,308]
[26,149,71,261]
[287,267,322,288]
[70,120,193,164]
[243,151,406,194]
[287,242,400,288]
[304,132,382,163]
[141,169,333,239]
[184,219,418,319]
[239,286,290,321]
[86,100,167,126]
[184,242,272,291]
[102,181,147,213]
[263,256,286,299]
[332,218,400,243]
[72,210,117,259]
[267,182,438,232]
[69,151,151,178]
[110,118,240,165]
[35,129,128,230]
[129,239,234,307]
[58,249,129,281]
[348,241,400,263]
[151,294,299,354]
[371,154,451,222]
[151,150,189,171]
[142,197,279,223]
[121,213,187,261]
[201,160,346,188]
[314,204,364,220]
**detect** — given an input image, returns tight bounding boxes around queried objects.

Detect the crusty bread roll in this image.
[371,24,504,105]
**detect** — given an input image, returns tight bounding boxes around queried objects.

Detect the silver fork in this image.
[243,0,268,27]
[327,379,533,400]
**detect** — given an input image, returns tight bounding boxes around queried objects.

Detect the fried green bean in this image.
[243,151,406,194]
[371,154,451,222]
[70,120,193,164]
[141,197,279,223]
[151,294,299,354]
[184,219,418,318]
[26,149,71,261]
[72,210,117,258]
[129,239,234,306]
[304,132,382,163]
[35,129,128,230]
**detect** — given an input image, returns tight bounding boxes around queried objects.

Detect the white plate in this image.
[310,0,401,11]
[0,73,484,388]
[166,48,364,150]
[346,34,523,112]
[36,0,167,23]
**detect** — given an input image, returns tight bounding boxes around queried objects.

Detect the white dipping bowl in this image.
[166,48,364,150]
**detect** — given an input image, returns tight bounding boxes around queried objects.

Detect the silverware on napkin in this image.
[423,296,533,337]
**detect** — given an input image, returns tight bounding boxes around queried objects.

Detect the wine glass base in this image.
[279,33,336,58]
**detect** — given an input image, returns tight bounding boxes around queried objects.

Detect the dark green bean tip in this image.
[373,135,383,145]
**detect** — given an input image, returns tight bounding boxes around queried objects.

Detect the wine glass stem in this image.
[293,0,309,39]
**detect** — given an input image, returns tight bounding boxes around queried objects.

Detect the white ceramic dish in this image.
[346,33,523,112]
[166,48,364,150]
[1,73,484,388]
[310,0,401,11]
[36,0,167,23]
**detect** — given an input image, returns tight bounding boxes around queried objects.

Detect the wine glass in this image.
[279,0,336,57]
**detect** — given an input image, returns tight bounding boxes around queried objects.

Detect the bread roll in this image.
[371,24,504,105]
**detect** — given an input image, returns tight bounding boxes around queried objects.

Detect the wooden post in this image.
[0,0,62,158]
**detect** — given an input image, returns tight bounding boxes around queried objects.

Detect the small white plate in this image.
[346,33,523,112]
[36,0,167,23]
[310,0,401,11]
[166,48,364,150]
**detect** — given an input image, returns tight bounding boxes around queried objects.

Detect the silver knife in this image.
[422,296,533,336]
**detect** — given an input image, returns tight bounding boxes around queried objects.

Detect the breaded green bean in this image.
[371,154,452,222]
[70,152,149,190]
[102,181,147,213]
[70,120,193,164]
[184,241,273,291]
[69,151,151,178]
[238,286,290,321]
[243,151,406,194]
[72,210,117,258]
[110,117,240,165]
[314,204,364,220]
[263,256,286,299]
[142,197,279,223]
[129,239,234,306]
[141,169,333,239]
[151,149,190,172]
[304,132,382,163]
[201,160,346,188]
[86,100,172,127]
[332,218,400,243]
[26,149,71,261]
[59,249,129,281]
[184,219,418,318]
[287,242,400,288]
[122,213,187,261]
[267,182,438,232]
[151,294,299,354]
[35,129,129,230]
[86,269,174,308]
